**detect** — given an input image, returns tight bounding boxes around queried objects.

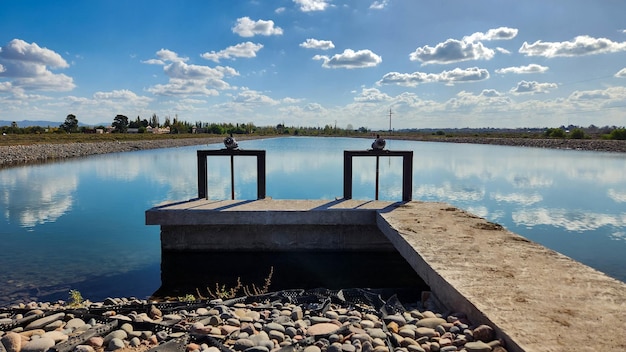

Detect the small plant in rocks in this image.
[67,289,84,307]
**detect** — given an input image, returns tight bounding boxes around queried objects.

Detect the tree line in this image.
[2,114,625,140]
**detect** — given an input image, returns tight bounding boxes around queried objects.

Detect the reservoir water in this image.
[1,136,625,305]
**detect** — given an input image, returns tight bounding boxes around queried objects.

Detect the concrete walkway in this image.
[146,199,626,351]
[378,201,626,352]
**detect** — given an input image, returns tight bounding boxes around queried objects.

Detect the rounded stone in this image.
[264,322,286,333]
[1,332,22,352]
[22,337,56,352]
[108,337,125,350]
[307,323,340,336]
[74,345,95,352]
[304,346,321,352]
[415,318,446,329]
[233,339,255,351]
[472,325,494,342]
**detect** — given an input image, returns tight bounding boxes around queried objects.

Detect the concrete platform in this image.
[146,199,626,352]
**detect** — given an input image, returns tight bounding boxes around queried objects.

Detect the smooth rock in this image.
[415,318,446,329]
[472,325,494,343]
[42,331,68,343]
[1,332,21,352]
[108,337,125,350]
[24,313,65,330]
[233,339,255,351]
[307,323,340,336]
[21,337,55,352]
[464,341,491,352]
[73,345,95,352]
[304,346,321,352]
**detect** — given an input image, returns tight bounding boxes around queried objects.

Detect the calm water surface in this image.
[1,137,625,305]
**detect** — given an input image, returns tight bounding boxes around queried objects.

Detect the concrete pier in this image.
[146,198,626,352]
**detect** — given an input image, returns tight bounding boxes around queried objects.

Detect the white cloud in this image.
[156,49,188,62]
[510,80,558,94]
[145,49,239,96]
[354,88,392,103]
[496,64,549,74]
[0,39,68,68]
[409,39,495,64]
[369,0,389,10]
[439,67,489,83]
[232,89,279,106]
[232,17,283,37]
[275,7,286,14]
[0,39,75,91]
[293,0,330,12]
[313,49,382,69]
[464,27,519,42]
[93,89,151,106]
[378,67,489,87]
[519,35,626,57]
[300,39,335,50]
[201,42,264,62]
[615,68,626,78]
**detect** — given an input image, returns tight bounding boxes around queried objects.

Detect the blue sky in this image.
[1,0,626,130]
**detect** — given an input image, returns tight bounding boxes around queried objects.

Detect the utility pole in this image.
[388,108,392,132]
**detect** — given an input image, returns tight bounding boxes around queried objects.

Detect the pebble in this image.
[0,290,508,352]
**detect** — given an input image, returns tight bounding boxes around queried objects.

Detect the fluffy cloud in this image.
[300,39,335,50]
[313,49,381,69]
[0,39,75,91]
[0,39,68,68]
[369,0,389,9]
[410,39,495,64]
[519,35,626,57]
[201,42,264,62]
[232,17,283,37]
[145,49,239,96]
[353,88,392,103]
[510,80,558,94]
[293,0,330,12]
[496,64,549,74]
[378,67,489,86]
[464,27,519,42]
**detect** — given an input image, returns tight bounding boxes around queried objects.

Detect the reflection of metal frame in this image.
[197,149,266,200]
[343,150,413,201]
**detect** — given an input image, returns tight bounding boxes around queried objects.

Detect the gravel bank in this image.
[393,136,626,153]
[1,136,624,168]
[0,137,247,168]
[0,289,508,352]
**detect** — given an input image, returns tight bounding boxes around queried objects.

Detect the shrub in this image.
[570,128,585,139]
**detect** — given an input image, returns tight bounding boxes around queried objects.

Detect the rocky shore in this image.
[0,138,229,168]
[0,289,507,352]
[1,136,624,168]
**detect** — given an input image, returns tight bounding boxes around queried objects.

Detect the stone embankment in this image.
[0,289,507,352]
[401,136,626,153]
[0,138,227,168]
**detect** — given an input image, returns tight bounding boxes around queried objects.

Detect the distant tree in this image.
[609,128,626,140]
[570,128,585,139]
[150,113,159,128]
[60,114,79,133]
[112,114,129,133]
[545,128,565,138]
